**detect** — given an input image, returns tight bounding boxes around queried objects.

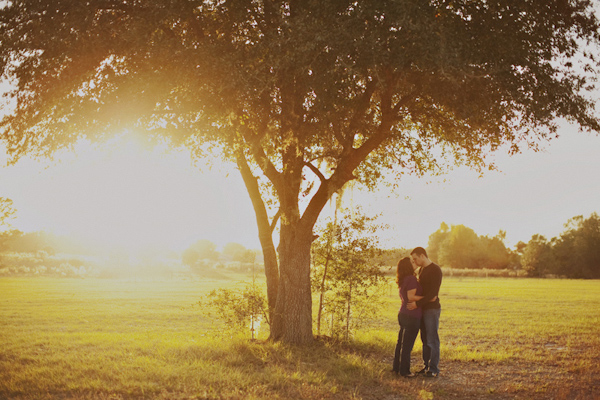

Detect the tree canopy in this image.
[2,0,600,343]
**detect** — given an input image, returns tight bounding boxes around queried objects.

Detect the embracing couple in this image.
[392,247,443,378]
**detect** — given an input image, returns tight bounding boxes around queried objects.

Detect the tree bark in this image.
[236,155,279,324]
[270,227,314,344]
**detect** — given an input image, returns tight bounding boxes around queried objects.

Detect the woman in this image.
[392,256,423,377]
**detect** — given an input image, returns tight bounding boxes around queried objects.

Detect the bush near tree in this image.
[311,210,386,341]
[202,283,270,340]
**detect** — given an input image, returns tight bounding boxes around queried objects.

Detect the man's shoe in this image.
[401,373,416,378]
[424,371,439,378]
[415,368,428,375]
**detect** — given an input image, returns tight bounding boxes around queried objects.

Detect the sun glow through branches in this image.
[0,136,259,255]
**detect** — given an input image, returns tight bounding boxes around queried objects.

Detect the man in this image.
[409,247,442,378]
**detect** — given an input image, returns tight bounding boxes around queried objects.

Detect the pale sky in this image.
[1,118,599,255]
[358,120,600,250]
[0,138,258,252]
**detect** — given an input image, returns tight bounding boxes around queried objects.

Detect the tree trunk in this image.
[270,227,314,344]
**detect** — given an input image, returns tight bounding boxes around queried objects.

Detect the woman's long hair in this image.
[396,257,415,287]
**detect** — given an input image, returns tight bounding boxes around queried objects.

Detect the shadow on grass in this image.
[159,336,410,400]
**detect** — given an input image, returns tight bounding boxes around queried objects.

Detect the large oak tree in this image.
[2,0,599,343]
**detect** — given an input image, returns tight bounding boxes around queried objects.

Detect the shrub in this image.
[201,283,269,339]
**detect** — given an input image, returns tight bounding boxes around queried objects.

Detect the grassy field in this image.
[1,274,599,399]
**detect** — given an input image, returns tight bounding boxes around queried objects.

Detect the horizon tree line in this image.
[1,201,600,279]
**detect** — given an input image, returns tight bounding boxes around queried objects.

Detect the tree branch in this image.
[392,89,417,116]
[270,209,281,233]
[236,153,273,231]
[239,124,284,194]
[345,79,378,142]
[300,86,399,231]
[304,161,327,183]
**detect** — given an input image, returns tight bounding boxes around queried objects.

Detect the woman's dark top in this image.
[400,275,422,319]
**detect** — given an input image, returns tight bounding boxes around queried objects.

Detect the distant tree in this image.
[514,241,528,255]
[427,222,450,263]
[3,230,94,256]
[2,1,600,343]
[509,241,528,270]
[438,224,480,268]
[478,232,511,270]
[182,239,219,267]
[5,231,51,254]
[240,249,257,265]
[429,224,510,269]
[372,248,410,268]
[0,229,22,252]
[181,248,200,268]
[222,242,255,263]
[223,242,246,261]
[521,234,557,277]
[553,213,600,279]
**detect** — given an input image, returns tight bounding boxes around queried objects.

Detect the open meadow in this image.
[1,274,599,400]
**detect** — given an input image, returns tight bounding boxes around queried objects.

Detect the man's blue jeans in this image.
[420,308,441,374]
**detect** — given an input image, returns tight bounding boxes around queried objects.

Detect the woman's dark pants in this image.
[393,312,421,376]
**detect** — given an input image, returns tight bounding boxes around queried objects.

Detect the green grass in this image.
[440,278,600,361]
[1,275,599,399]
